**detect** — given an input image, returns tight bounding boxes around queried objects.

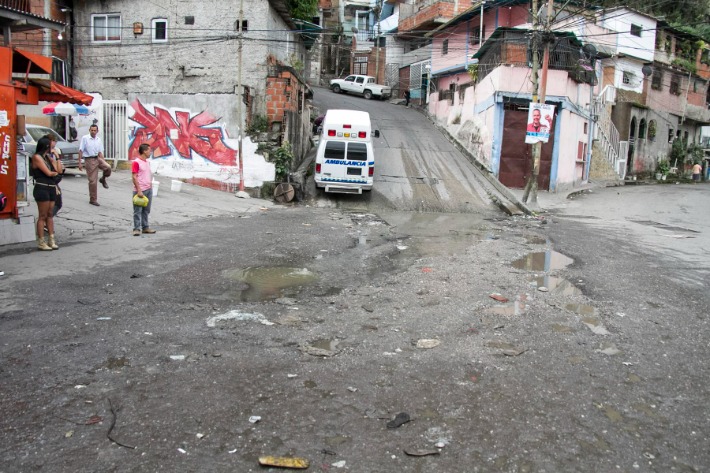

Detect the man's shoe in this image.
[90,201,100,206]
[100,177,109,189]
[132,229,141,236]
[142,228,156,234]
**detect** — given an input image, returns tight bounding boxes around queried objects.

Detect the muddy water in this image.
[512,250,574,271]
[223,267,318,302]
[379,211,494,257]
[529,275,582,296]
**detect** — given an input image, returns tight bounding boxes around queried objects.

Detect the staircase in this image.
[592,86,626,179]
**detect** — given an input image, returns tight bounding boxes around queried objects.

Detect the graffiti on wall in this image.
[128,99,274,187]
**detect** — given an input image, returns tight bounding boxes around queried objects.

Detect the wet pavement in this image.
[1,170,709,471]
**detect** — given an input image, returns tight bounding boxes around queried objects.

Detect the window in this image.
[639,119,647,139]
[668,128,674,143]
[630,24,642,37]
[324,141,345,160]
[670,75,680,95]
[347,142,368,162]
[470,25,485,46]
[51,57,66,85]
[651,70,662,90]
[234,20,248,32]
[648,120,657,141]
[355,76,365,84]
[353,57,367,75]
[442,39,448,55]
[152,18,167,43]
[623,71,632,84]
[92,14,121,43]
[354,62,367,74]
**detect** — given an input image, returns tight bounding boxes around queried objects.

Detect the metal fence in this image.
[102,100,128,165]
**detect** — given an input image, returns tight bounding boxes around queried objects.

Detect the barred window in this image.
[651,70,662,90]
[670,75,680,95]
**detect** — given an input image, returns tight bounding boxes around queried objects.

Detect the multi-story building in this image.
[66,0,314,191]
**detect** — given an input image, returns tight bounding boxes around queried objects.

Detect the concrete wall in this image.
[72,0,304,118]
[127,94,274,189]
[598,9,656,62]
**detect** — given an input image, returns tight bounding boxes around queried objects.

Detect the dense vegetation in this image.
[287,0,318,21]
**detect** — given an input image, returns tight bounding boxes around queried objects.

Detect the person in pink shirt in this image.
[692,162,702,183]
[132,144,156,236]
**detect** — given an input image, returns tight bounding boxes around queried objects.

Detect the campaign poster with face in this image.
[525,103,555,144]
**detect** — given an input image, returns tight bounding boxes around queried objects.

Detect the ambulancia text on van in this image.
[314,109,380,194]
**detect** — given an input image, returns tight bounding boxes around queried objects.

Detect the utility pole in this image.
[236,0,245,194]
[374,0,382,83]
[479,1,485,46]
[522,0,553,205]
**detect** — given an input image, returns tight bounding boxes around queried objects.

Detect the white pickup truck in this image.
[330,75,392,100]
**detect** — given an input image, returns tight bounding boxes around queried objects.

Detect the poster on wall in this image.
[525,103,556,144]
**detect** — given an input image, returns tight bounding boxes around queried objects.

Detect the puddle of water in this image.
[309,338,339,351]
[485,300,526,316]
[512,250,574,271]
[566,304,598,316]
[380,211,491,257]
[529,276,582,296]
[224,267,318,302]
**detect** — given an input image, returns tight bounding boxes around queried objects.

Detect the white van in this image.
[314,109,379,194]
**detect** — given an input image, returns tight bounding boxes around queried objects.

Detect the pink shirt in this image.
[132,158,153,191]
[692,164,702,174]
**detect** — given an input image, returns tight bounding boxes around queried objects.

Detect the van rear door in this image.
[317,140,373,192]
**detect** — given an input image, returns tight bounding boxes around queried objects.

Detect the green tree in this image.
[288,0,318,21]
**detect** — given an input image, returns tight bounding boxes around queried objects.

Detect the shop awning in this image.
[13,48,53,74]
[31,79,94,105]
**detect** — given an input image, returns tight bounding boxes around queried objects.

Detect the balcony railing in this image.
[0,0,31,13]
[475,33,587,85]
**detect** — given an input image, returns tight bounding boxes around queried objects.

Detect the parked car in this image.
[330,75,392,100]
[21,124,80,168]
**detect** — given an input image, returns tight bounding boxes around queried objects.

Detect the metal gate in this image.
[499,103,553,190]
[102,100,128,167]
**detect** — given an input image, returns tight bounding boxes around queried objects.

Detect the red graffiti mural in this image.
[128,99,237,166]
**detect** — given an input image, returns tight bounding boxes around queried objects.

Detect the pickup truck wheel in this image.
[363,90,373,100]
[332,85,341,93]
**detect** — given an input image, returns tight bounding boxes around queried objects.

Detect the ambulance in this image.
[314,109,379,194]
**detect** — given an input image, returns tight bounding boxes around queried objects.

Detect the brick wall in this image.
[399,1,456,32]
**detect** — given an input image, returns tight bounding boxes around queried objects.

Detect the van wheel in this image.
[332,85,341,93]
[363,90,373,100]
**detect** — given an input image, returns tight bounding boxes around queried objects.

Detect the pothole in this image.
[223,267,318,302]
[512,250,574,271]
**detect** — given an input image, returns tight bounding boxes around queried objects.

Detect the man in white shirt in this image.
[78,124,111,206]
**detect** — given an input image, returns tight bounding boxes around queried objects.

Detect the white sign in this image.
[0,111,8,127]
[525,103,556,144]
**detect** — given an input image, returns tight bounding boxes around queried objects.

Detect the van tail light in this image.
[369,166,374,177]
[358,131,367,138]
[327,129,336,137]
[316,163,321,173]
